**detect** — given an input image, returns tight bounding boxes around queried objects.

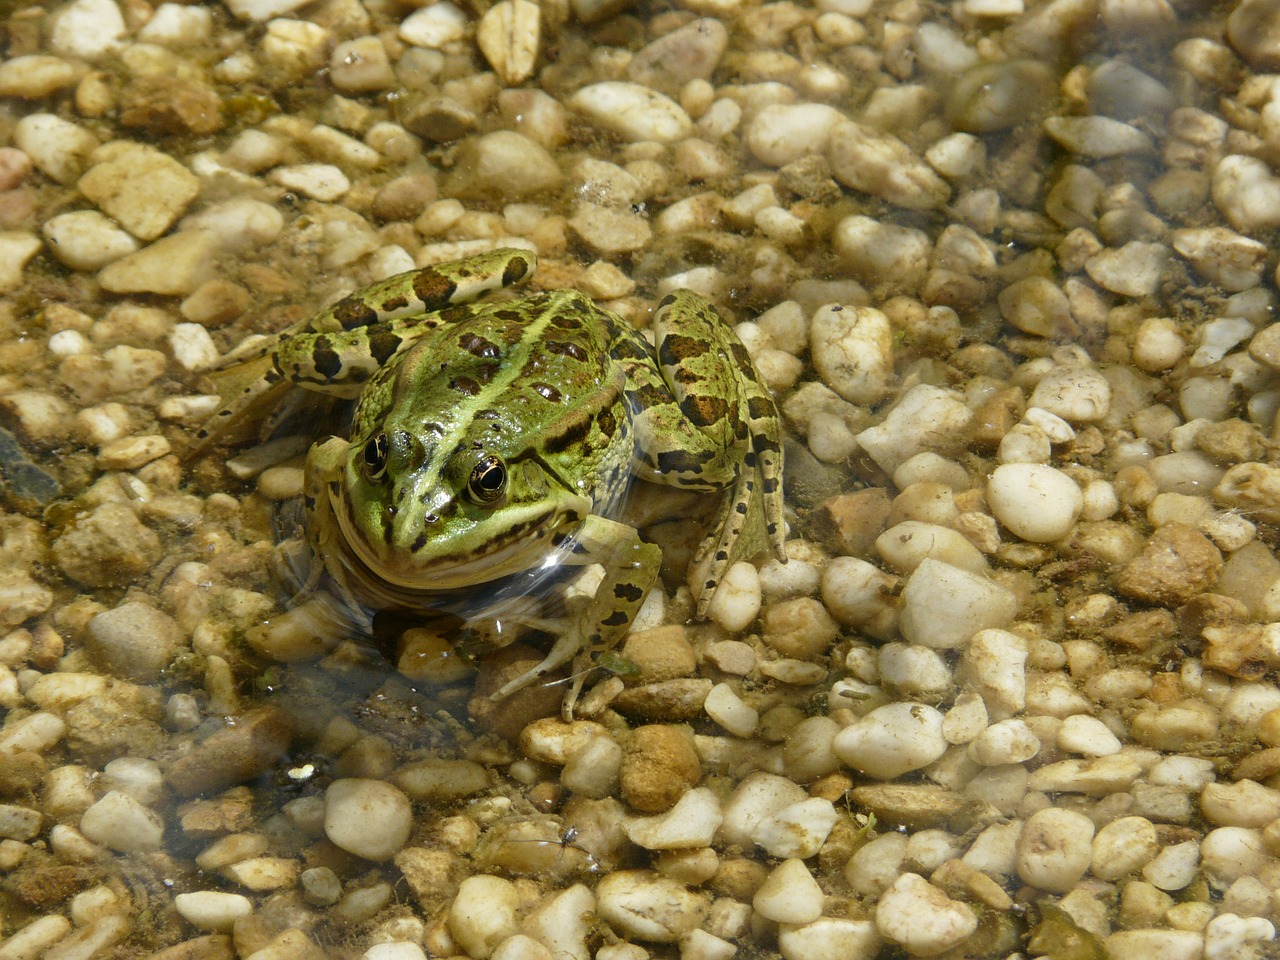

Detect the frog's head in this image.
[335,423,589,590]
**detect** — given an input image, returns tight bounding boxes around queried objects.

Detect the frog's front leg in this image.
[300,436,372,628]
[489,514,662,719]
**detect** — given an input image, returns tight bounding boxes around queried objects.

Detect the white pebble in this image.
[856,384,973,474]
[745,103,845,167]
[173,891,254,932]
[1028,363,1112,422]
[1204,913,1276,960]
[1142,840,1201,890]
[704,683,758,738]
[968,718,1040,765]
[1090,816,1158,881]
[987,463,1083,543]
[268,164,350,201]
[752,858,824,925]
[569,82,693,143]
[777,918,881,960]
[448,875,519,959]
[1213,155,1280,232]
[875,873,977,956]
[1056,714,1121,755]
[833,702,947,779]
[624,787,723,850]
[752,797,839,860]
[1201,827,1271,886]
[718,772,808,849]
[324,779,412,862]
[704,561,762,632]
[51,0,126,59]
[399,2,468,47]
[596,870,709,942]
[1016,808,1094,893]
[42,211,139,270]
[79,791,164,853]
[899,559,1017,650]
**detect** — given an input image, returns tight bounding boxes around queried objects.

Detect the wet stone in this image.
[1116,523,1224,607]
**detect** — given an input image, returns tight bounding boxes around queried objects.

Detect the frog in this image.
[193,247,786,716]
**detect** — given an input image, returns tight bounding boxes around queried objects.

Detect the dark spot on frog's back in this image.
[747,396,775,420]
[532,382,562,403]
[504,254,533,285]
[596,407,617,437]
[312,337,342,380]
[546,340,589,363]
[368,331,402,365]
[332,297,377,329]
[458,332,501,358]
[412,269,455,304]
[680,394,728,427]
[614,582,644,603]
[450,376,481,396]
[660,334,711,365]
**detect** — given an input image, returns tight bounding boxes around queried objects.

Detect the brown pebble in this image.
[620,625,697,683]
[1177,593,1249,639]
[620,724,701,812]
[808,488,892,557]
[118,76,225,136]
[372,173,438,222]
[469,644,564,740]
[1115,523,1223,607]
[1196,418,1266,463]
[710,856,769,901]
[612,679,714,722]
[1101,609,1177,650]
[178,787,255,838]
[166,707,294,797]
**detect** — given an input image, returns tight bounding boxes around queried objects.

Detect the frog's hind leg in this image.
[629,290,787,616]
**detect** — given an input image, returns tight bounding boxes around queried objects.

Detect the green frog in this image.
[194,248,785,715]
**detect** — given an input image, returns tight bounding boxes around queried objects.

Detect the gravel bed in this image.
[1,0,1280,959]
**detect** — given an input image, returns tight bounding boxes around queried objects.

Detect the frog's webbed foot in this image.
[488,516,661,719]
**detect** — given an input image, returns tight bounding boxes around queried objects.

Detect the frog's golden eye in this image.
[468,455,507,505]
[362,433,389,481]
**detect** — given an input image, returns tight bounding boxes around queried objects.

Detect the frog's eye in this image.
[468,455,507,505]
[362,434,389,481]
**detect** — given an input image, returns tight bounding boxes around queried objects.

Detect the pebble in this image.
[596,871,709,942]
[752,797,838,859]
[856,385,973,474]
[752,858,824,924]
[1028,363,1112,422]
[898,559,1017,649]
[703,683,758,737]
[42,211,139,270]
[14,113,98,185]
[946,60,1055,132]
[225,0,311,18]
[446,132,563,200]
[0,55,83,98]
[78,145,201,242]
[330,36,396,94]
[98,230,222,296]
[987,463,1083,542]
[777,918,881,960]
[0,232,42,294]
[1016,807,1094,893]
[833,702,947,779]
[1090,816,1158,880]
[267,164,350,201]
[448,875,519,959]
[1085,241,1170,297]
[324,779,413,862]
[165,707,293,796]
[874,873,976,955]
[746,104,846,167]
[628,19,728,94]
[85,602,181,682]
[1205,914,1276,960]
[620,725,701,812]
[1143,840,1201,890]
[52,502,162,588]
[1057,714,1121,755]
[1213,155,1280,232]
[624,786,722,849]
[810,305,893,404]
[79,791,164,853]
[569,82,693,143]
[1172,226,1267,291]
[1117,522,1224,606]
[1103,930,1205,960]
[718,772,809,849]
[827,120,950,210]
[834,216,930,294]
[1044,115,1154,156]
[703,561,762,632]
[50,0,126,59]
[1227,0,1280,68]
[174,891,255,932]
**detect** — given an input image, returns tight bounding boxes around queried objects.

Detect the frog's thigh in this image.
[489,516,661,705]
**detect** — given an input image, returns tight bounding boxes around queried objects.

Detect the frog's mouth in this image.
[333,490,591,593]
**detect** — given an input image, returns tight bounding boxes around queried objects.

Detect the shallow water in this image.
[2,0,1280,958]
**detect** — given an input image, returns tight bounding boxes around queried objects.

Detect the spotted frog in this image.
[195,248,785,714]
